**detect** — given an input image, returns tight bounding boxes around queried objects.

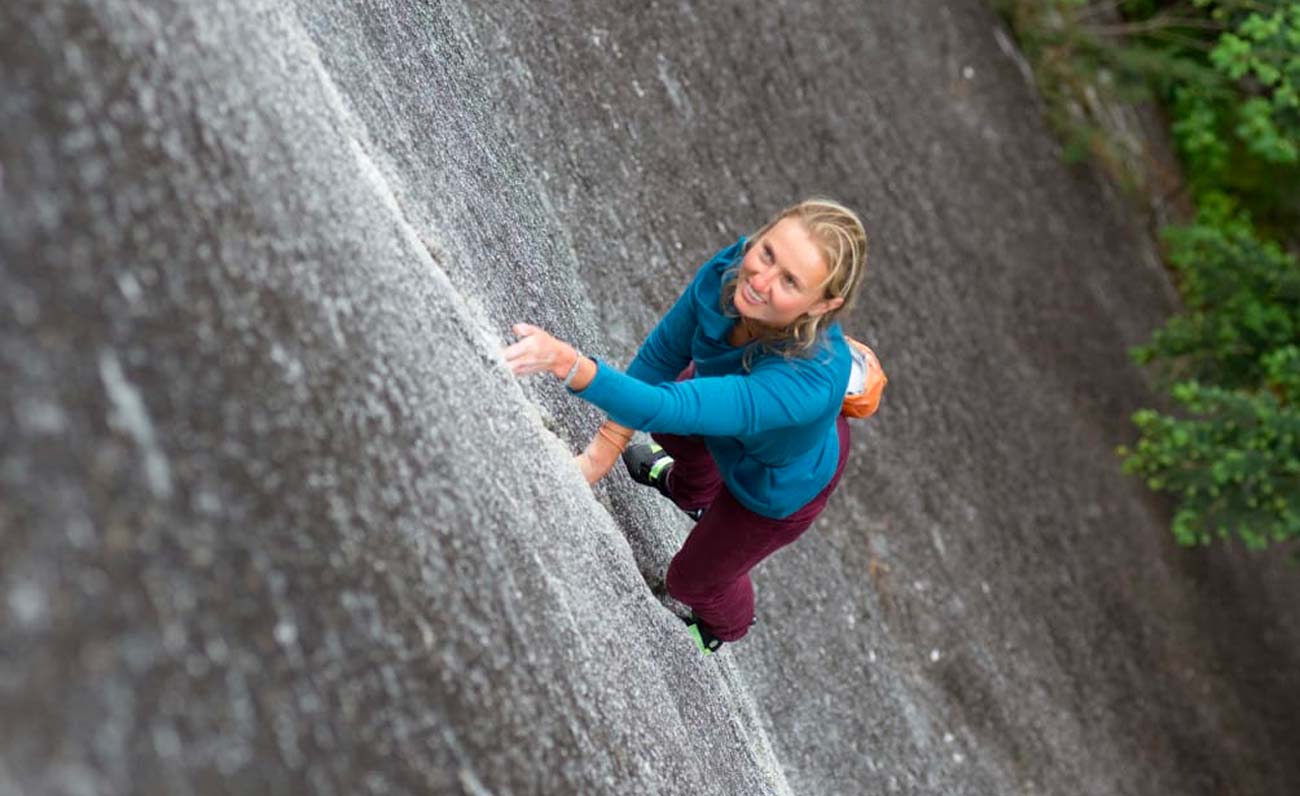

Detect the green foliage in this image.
[1168,1,1300,233]
[995,0,1300,550]
[1131,198,1300,389]
[1123,204,1300,549]
[1170,86,1232,186]
[1205,5,1300,164]
[1170,77,1300,238]
[994,0,1300,234]
[1118,378,1300,549]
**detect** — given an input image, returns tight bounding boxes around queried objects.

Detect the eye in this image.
[762,244,774,264]
[784,274,798,288]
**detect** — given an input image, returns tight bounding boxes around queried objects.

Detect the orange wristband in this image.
[596,421,633,452]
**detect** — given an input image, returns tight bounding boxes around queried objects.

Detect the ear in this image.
[808,295,845,318]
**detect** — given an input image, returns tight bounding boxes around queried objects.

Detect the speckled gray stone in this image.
[3,1,1299,794]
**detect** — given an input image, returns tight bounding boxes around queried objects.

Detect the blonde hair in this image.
[721,198,869,364]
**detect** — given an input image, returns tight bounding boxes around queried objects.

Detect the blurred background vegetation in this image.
[991,0,1300,551]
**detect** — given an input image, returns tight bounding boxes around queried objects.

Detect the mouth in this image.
[741,280,765,306]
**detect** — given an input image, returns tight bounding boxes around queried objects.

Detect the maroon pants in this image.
[654,414,850,641]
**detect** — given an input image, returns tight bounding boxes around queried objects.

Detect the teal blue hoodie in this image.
[573,238,852,519]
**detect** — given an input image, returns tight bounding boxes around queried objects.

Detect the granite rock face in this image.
[4,1,1299,794]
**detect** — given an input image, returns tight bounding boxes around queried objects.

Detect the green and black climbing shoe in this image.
[622,443,706,521]
[623,442,675,500]
[682,614,724,656]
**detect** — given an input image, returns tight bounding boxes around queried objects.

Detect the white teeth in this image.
[743,283,764,304]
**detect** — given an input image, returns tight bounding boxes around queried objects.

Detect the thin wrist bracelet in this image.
[562,353,583,388]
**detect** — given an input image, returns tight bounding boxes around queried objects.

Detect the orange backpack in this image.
[841,337,887,419]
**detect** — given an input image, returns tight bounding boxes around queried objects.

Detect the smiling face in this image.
[734,217,845,328]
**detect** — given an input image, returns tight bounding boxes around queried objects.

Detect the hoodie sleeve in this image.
[575,354,837,436]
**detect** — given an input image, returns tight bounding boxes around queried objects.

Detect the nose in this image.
[751,264,774,292]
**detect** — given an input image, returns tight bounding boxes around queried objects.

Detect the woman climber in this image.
[504,198,877,655]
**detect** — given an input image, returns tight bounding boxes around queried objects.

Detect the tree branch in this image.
[1077,0,1140,23]
[1083,15,1227,37]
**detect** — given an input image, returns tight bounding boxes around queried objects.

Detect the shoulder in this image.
[756,325,851,380]
[757,326,852,406]
[818,323,852,370]
[787,324,852,370]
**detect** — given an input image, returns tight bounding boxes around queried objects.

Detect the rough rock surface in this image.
[4,1,1299,794]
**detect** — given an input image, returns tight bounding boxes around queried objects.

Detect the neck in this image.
[730,317,760,346]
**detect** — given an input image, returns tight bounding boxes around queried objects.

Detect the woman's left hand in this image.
[504,323,578,379]
[574,421,633,484]
[575,440,620,484]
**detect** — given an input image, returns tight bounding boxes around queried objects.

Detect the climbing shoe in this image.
[623,442,674,498]
[623,443,706,521]
[683,614,724,656]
